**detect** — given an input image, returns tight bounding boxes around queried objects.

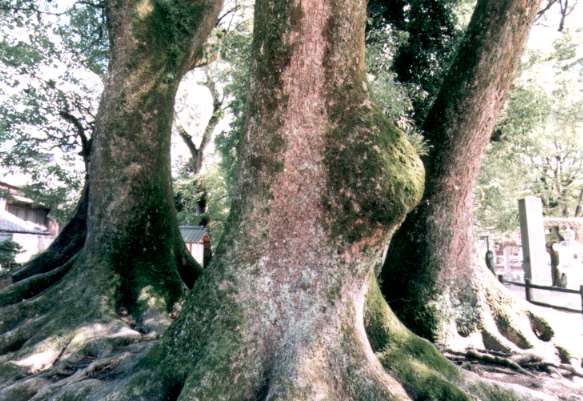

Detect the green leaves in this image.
[0,0,104,221]
[0,239,22,271]
[476,31,583,229]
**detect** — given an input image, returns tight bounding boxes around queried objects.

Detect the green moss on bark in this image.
[0,362,27,385]
[365,278,526,401]
[324,105,424,243]
[130,0,207,73]
[365,278,471,400]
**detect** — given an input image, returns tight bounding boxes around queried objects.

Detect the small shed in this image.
[0,181,59,263]
[179,225,211,268]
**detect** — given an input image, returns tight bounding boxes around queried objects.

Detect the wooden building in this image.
[179,224,212,268]
[0,181,59,264]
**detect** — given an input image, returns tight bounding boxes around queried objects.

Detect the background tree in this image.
[367,0,464,125]
[476,32,583,231]
[0,0,106,221]
[0,1,106,283]
[0,240,22,271]
[381,0,561,358]
[173,1,253,241]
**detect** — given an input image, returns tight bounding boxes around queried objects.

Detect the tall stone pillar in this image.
[518,196,548,284]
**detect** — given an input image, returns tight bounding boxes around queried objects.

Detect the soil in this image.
[453,356,583,400]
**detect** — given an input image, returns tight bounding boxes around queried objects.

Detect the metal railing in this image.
[498,275,583,315]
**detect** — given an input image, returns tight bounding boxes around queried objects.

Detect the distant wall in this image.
[11,232,55,263]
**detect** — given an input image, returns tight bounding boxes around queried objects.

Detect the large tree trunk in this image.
[40,1,554,400]
[381,0,554,353]
[109,0,424,398]
[0,0,222,388]
[0,1,567,400]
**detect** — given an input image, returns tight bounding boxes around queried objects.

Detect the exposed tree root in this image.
[395,260,580,376]
[0,256,77,307]
[10,186,88,284]
[0,244,190,399]
[0,315,50,356]
[2,268,579,401]
[366,278,575,401]
[0,329,153,401]
[444,348,583,380]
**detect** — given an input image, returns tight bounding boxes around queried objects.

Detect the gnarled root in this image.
[0,257,77,307]
[3,266,575,401]
[46,275,557,401]
[414,264,577,373]
[366,278,567,401]
[10,186,88,284]
[0,251,181,398]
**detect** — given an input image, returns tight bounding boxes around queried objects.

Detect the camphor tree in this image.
[367,0,462,126]
[476,31,583,232]
[0,0,222,390]
[0,1,578,401]
[14,0,568,400]
[0,1,102,283]
[381,0,567,359]
[0,0,106,221]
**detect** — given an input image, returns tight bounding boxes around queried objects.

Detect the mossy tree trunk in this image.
[84,0,221,312]
[74,1,542,400]
[0,0,222,385]
[381,0,551,352]
[1,1,561,400]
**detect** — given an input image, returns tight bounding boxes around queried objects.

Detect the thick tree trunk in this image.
[1,1,567,400]
[381,0,550,351]
[94,0,429,399]
[0,0,222,389]
[44,1,552,400]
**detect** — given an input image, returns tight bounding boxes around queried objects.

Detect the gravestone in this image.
[518,197,549,285]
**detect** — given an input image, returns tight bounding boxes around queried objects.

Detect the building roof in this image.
[0,181,49,210]
[179,225,208,243]
[0,212,50,235]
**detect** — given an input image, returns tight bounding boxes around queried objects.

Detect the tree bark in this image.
[85,1,554,397]
[0,2,563,400]
[84,0,219,312]
[76,1,540,400]
[0,0,222,383]
[381,0,548,350]
[99,0,432,399]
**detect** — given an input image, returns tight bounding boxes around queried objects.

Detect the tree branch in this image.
[58,110,91,166]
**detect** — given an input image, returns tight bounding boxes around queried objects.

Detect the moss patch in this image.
[324,105,424,243]
[134,0,206,72]
[0,362,27,385]
[365,278,472,400]
[366,278,526,401]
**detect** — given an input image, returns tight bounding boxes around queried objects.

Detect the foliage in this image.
[173,0,254,245]
[214,10,253,193]
[476,32,583,231]
[0,0,106,222]
[175,165,230,247]
[367,0,465,126]
[0,239,22,270]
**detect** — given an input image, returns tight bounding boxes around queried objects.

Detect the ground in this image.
[441,281,583,401]
[1,274,581,401]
